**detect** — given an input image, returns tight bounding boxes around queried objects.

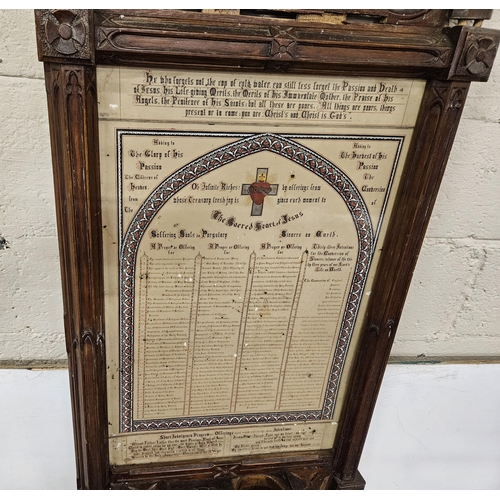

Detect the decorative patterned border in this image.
[118,132,402,433]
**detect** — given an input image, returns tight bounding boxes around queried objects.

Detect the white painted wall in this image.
[0,10,66,363]
[0,10,499,364]
[392,10,500,358]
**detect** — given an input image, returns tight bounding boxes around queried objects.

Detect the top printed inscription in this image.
[99,68,422,127]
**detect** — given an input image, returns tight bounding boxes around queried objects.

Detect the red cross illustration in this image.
[241,168,278,216]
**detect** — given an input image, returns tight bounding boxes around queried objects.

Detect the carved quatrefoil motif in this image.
[464,37,497,75]
[270,26,297,60]
[45,10,86,55]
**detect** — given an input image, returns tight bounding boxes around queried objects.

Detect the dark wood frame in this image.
[34,9,499,490]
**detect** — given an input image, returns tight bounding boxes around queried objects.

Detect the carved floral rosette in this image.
[118,133,376,433]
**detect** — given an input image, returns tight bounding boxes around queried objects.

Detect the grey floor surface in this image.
[0,363,499,490]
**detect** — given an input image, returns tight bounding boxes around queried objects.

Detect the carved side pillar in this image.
[36,9,109,490]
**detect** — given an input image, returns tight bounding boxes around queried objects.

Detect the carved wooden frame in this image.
[34,9,499,490]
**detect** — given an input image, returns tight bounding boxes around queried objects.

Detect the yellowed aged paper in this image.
[98,67,424,465]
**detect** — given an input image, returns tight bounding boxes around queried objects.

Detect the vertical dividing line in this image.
[136,253,149,419]
[117,131,123,244]
[275,250,308,411]
[184,254,202,416]
[230,252,256,413]
[319,268,352,406]
[223,434,231,455]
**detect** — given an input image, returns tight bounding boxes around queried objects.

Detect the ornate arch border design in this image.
[118,132,378,433]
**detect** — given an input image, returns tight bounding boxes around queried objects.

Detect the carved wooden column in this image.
[35,10,109,489]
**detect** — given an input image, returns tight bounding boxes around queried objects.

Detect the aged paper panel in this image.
[98,67,425,465]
